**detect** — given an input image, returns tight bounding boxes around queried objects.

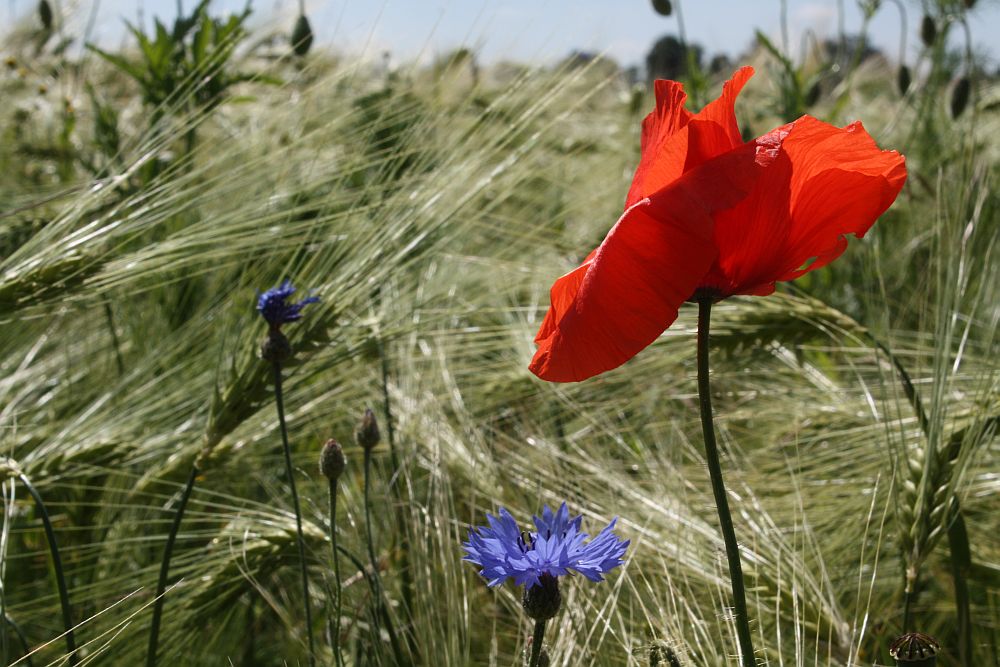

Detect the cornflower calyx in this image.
[522,572,561,621]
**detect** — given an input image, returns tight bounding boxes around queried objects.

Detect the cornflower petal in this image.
[461,504,628,590]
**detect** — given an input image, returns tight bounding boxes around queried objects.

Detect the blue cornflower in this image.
[256,280,319,328]
[462,502,629,590]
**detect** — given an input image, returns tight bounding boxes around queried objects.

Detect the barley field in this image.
[0,1,997,666]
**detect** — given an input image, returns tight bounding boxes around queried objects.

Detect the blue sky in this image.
[8,0,999,68]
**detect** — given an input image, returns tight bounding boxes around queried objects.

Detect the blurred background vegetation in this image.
[0,0,997,665]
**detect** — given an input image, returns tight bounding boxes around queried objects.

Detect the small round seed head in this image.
[522,573,561,621]
[355,408,381,451]
[890,632,939,665]
[260,330,291,365]
[319,438,346,481]
[651,0,673,16]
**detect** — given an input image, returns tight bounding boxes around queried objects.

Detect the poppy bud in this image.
[522,573,561,621]
[805,81,822,107]
[355,408,381,451]
[319,438,346,481]
[39,0,53,31]
[897,65,911,95]
[260,330,291,365]
[291,14,314,57]
[950,76,971,118]
[889,632,939,666]
[651,0,672,16]
[920,15,936,47]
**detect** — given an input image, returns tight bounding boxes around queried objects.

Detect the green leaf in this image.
[85,43,146,83]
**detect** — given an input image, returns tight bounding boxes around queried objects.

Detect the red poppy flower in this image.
[530,67,906,382]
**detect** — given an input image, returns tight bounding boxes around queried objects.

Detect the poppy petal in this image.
[682,66,754,171]
[778,118,906,280]
[531,142,763,382]
[625,79,692,209]
[625,67,755,209]
[705,116,906,296]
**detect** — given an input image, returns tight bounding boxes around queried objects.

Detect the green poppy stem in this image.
[328,478,344,667]
[146,464,198,667]
[695,298,755,667]
[272,361,315,667]
[18,472,77,666]
[528,619,547,667]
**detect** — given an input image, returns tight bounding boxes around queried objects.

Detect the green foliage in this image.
[86,1,255,116]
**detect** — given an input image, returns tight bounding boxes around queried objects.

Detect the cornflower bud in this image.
[355,408,381,451]
[319,438,346,481]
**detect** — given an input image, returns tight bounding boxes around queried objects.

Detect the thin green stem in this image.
[379,340,417,662]
[272,361,316,667]
[328,478,344,667]
[146,464,198,667]
[362,448,407,665]
[4,614,32,667]
[334,541,405,665]
[18,473,77,667]
[528,619,546,667]
[362,448,384,664]
[695,299,755,667]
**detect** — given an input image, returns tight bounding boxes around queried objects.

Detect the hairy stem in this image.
[363,447,382,661]
[528,619,547,667]
[362,448,407,665]
[19,473,77,666]
[146,464,198,667]
[696,299,755,667]
[273,361,315,667]
[329,478,344,667]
